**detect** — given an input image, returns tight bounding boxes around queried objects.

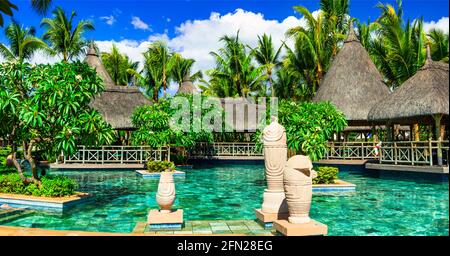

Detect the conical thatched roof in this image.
[85,44,151,130]
[368,46,449,124]
[176,75,198,95]
[84,44,115,88]
[313,24,390,125]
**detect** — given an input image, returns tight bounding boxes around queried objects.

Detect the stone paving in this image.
[134,219,277,236]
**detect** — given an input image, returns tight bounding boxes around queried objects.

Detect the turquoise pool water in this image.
[2,164,449,236]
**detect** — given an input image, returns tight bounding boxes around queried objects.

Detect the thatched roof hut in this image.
[176,75,198,95]
[85,44,151,130]
[368,46,449,124]
[313,24,391,126]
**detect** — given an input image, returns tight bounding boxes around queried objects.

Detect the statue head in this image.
[285,155,316,178]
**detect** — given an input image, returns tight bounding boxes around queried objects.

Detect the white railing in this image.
[379,141,448,166]
[62,146,170,164]
[190,142,262,158]
[326,142,379,160]
[325,141,449,166]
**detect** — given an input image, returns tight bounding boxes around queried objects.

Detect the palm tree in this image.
[41,7,94,62]
[428,28,449,63]
[145,41,173,97]
[369,0,426,89]
[320,0,350,56]
[101,43,127,85]
[0,21,47,62]
[251,34,283,97]
[1,0,52,26]
[209,31,265,97]
[170,53,202,87]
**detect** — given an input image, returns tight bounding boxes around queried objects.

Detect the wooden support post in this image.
[413,123,420,141]
[433,114,443,166]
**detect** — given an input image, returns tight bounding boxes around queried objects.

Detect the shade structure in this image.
[313,24,391,126]
[176,75,198,95]
[368,46,449,125]
[84,43,151,130]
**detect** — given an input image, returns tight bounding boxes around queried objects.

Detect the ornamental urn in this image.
[156,172,176,213]
[283,155,317,224]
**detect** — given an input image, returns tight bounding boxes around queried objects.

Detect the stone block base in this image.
[147,209,183,230]
[273,219,327,236]
[254,209,288,229]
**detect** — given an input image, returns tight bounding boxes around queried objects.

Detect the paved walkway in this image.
[1,220,276,236]
[136,220,276,236]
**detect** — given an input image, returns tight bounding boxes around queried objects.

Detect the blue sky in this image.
[3,0,449,42]
[1,0,448,94]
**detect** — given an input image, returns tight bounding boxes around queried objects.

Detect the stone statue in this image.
[261,116,288,214]
[156,172,176,213]
[283,155,317,224]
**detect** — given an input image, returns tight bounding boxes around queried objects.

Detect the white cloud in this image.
[131,16,151,31]
[423,17,449,34]
[1,9,311,94]
[100,15,116,25]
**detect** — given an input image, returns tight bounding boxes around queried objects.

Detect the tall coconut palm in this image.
[251,34,283,97]
[102,43,126,85]
[428,28,449,63]
[210,31,265,97]
[41,7,94,62]
[370,0,426,89]
[285,7,333,95]
[320,0,350,56]
[145,41,173,97]
[1,0,52,26]
[170,53,202,87]
[0,21,47,62]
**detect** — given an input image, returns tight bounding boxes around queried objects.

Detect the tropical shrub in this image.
[254,99,347,161]
[312,166,339,184]
[0,61,114,184]
[0,173,77,197]
[131,94,217,148]
[146,160,176,173]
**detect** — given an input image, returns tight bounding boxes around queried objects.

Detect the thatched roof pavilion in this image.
[368,46,449,125]
[313,24,390,127]
[176,75,198,95]
[85,44,151,130]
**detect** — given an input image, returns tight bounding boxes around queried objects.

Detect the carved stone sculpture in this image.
[156,172,176,213]
[283,155,317,224]
[261,116,288,214]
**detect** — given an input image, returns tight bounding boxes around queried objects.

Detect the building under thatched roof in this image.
[313,24,391,126]
[84,44,151,130]
[368,46,449,125]
[176,75,198,95]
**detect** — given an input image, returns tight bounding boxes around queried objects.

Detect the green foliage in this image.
[0,61,114,170]
[205,31,267,97]
[358,0,427,89]
[131,95,215,148]
[0,173,77,197]
[312,166,339,184]
[101,43,139,86]
[146,160,176,173]
[41,7,94,62]
[254,100,347,161]
[0,21,47,62]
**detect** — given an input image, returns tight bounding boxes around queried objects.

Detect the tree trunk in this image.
[163,80,167,97]
[23,141,41,184]
[268,69,275,98]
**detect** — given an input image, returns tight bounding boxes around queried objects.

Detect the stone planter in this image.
[156,172,176,213]
[283,155,317,224]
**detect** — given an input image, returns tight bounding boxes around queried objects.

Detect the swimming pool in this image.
[2,164,448,235]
